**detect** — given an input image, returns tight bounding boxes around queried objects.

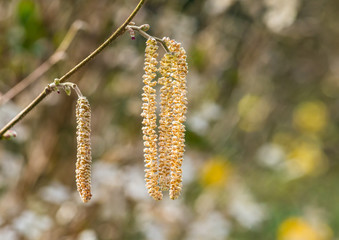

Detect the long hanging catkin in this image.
[165,38,188,200]
[141,38,163,200]
[75,96,92,203]
[158,51,175,191]
[141,35,188,200]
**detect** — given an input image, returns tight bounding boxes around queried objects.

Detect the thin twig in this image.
[128,25,170,53]
[0,20,86,105]
[72,84,83,98]
[46,79,82,97]
[0,0,146,138]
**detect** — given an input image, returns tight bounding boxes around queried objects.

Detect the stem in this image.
[128,25,170,53]
[154,36,171,53]
[0,0,146,138]
[71,84,83,98]
[48,80,83,98]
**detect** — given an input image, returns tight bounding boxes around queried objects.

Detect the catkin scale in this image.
[76,96,92,203]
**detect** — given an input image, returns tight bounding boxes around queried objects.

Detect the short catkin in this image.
[76,96,92,203]
[141,37,188,200]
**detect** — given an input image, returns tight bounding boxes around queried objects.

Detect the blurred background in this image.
[0,0,339,239]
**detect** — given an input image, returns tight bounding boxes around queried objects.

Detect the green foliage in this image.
[16,0,45,50]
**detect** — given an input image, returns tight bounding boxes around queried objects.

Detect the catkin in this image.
[158,52,175,191]
[141,36,188,200]
[76,96,92,203]
[165,38,188,200]
[141,38,163,200]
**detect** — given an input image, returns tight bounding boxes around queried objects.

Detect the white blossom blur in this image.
[13,210,52,240]
[264,0,300,33]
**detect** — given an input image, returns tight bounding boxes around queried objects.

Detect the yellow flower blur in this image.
[287,141,327,176]
[293,101,328,133]
[201,157,232,188]
[278,217,332,240]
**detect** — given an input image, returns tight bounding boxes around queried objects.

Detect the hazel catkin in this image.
[141,36,188,200]
[164,38,188,200]
[141,38,163,200]
[158,52,175,191]
[76,96,92,203]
